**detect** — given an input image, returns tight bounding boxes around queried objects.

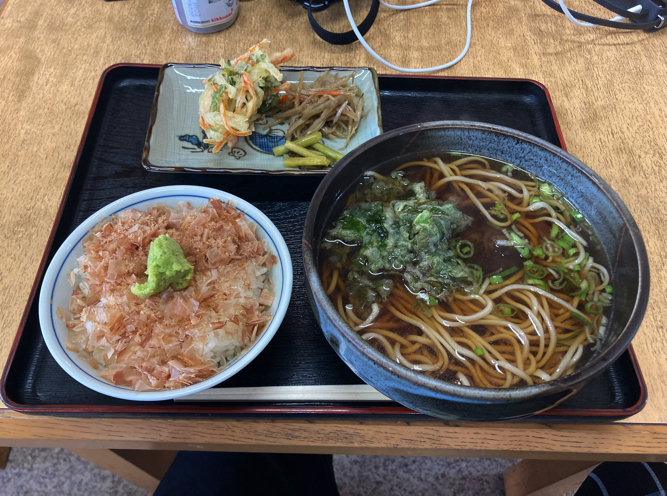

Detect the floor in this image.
[0,448,518,496]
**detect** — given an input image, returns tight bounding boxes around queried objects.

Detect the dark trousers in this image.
[156,454,667,496]
[154,451,340,496]
[575,462,667,496]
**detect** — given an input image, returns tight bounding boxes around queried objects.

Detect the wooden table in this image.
[1,0,666,493]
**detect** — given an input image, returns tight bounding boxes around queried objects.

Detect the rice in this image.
[57,198,276,391]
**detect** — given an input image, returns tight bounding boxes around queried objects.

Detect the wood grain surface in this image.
[2,416,667,460]
[1,0,667,455]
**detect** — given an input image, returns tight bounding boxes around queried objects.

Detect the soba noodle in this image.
[320,155,612,388]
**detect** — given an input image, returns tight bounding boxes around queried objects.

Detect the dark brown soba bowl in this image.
[302,121,649,421]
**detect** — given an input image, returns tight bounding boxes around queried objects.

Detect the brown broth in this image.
[320,153,603,387]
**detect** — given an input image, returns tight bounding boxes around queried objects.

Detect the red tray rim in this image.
[0,63,647,419]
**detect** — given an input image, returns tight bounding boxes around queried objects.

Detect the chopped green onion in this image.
[599,293,613,306]
[511,212,521,221]
[312,143,345,162]
[428,295,437,307]
[550,224,560,239]
[539,182,554,197]
[561,271,579,288]
[456,240,474,259]
[569,280,589,298]
[562,275,579,291]
[283,156,330,167]
[529,196,541,205]
[493,303,518,318]
[490,202,506,219]
[508,232,523,245]
[499,266,519,277]
[584,301,603,315]
[500,165,513,175]
[489,275,503,285]
[571,210,584,221]
[605,285,613,293]
[572,264,581,271]
[582,252,589,265]
[557,330,582,345]
[524,264,547,279]
[560,233,575,247]
[474,347,485,355]
[567,247,579,256]
[450,152,462,156]
[586,271,599,288]
[542,241,563,257]
[273,132,322,156]
[523,260,534,266]
[525,279,550,291]
[571,312,592,327]
[518,246,531,258]
[556,240,571,251]
[532,247,545,258]
[548,267,566,289]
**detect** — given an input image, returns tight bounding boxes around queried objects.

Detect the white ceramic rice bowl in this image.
[39,185,293,401]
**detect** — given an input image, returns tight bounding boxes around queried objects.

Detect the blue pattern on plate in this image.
[248,131,286,154]
[178,133,209,151]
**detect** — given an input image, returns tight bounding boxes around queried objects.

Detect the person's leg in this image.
[154,451,340,496]
[574,462,667,496]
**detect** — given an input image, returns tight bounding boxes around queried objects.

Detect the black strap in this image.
[540,0,667,31]
[308,0,380,45]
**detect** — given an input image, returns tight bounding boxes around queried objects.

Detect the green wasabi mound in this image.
[131,234,194,299]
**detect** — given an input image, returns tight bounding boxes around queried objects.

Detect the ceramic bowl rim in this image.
[39,185,293,401]
[303,120,650,402]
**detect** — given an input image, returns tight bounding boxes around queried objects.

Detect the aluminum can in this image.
[172,0,239,34]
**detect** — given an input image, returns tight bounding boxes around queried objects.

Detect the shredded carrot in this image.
[221,96,252,137]
[242,72,255,98]
[233,56,249,68]
[271,82,291,94]
[241,72,257,115]
[232,40,270,68]
[199,115,208,130]
[212,139,226,153]
[310,90,344,96]
[279,94,289,103]
[269,48,295,66]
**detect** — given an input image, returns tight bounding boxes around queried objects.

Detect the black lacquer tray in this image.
[1,64,646,420]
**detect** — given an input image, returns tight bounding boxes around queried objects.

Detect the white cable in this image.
[380,0,442,10]
[343,0,473,73]
[609,4,642,22]
[557,0,642,28]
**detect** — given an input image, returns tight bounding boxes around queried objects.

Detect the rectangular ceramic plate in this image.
[142,64,382,174]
